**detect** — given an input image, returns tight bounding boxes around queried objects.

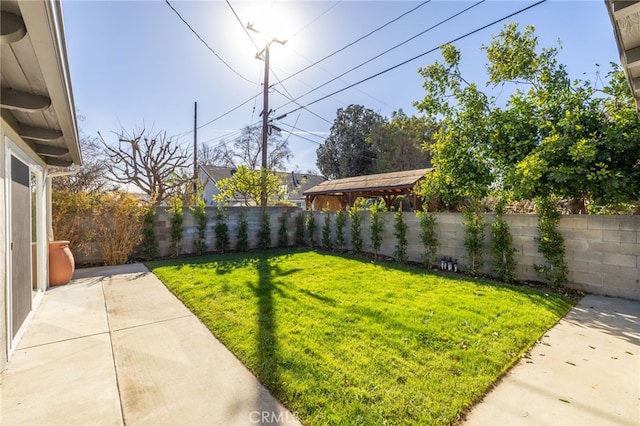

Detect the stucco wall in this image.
[1,123,9,370]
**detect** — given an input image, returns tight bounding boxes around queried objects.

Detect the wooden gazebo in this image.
[304,168,432,211]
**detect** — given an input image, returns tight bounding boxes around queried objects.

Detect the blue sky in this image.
[62,0,620,174]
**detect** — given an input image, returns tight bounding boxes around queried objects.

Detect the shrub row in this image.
[55,193,566,286]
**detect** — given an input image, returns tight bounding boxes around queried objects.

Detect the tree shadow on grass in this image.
[251,255,292,395]
[247,253,307,394]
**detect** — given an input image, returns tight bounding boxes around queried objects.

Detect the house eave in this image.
[1,0,81,166]
[606,0,640,115]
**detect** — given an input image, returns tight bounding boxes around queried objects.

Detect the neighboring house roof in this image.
[1,0,81,167]
[286,172,326,200]
[303,168,431,196]
[606,0,640,114]
[201,166,238,184]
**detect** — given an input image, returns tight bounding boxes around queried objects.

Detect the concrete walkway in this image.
[0,263,300,426]
[2,265,639,425]
[464,294,640,425]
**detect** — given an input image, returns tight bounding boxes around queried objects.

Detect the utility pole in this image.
[260,45,270,207]
[248,22,285,207]
[193,101,198,192]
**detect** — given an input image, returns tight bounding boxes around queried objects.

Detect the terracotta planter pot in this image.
[49,241,75,286]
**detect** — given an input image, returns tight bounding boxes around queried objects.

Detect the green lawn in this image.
[148,249,573,425]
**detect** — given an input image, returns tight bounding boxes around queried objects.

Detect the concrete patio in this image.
[464,294,640,425]
[0,263,300,426]
[1,263,638,425]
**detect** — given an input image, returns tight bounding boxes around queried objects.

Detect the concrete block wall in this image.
[153,206,300,257]
[556,215,640,299]
[73,207,640,301]
[310,211,640,301]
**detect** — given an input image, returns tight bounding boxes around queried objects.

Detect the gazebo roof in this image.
[303,168,432,196]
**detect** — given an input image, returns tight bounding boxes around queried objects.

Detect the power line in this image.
[200,130,242,147]
[275,0,485,113]
[169,93,261,140]
[271,86,332,124]
[291,1,342,38]
[276,1,431,87]
[278,122,326,144]
[277,0,547,119]
[198,94,260,130]
[173,0,338,140]
[225,0,260,53]
[281,46,396,111]
[280,110,302,144]
[164,0,255,84]
[199,116,269,147]
[278,122,378,165]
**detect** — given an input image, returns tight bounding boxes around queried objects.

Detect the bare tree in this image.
[203,124,291,170]
[52,114,111,193]
[52,132,111,193]
[198,142,230,167]
[99,127,190,204]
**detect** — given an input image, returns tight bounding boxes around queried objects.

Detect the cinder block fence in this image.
[77,207,640,301]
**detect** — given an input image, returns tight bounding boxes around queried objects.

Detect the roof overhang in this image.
[304,169,432,196]
[606,0,640,114]
[303,168,432,211]
[1,0,81,167]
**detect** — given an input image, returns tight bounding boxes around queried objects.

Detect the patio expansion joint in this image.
[16,331,111,351]
[102,282,127,426]
[108,314,195,334]
[105,313,194,425]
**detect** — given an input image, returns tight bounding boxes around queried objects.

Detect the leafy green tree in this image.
[257,209,271,250]
[191,197,208,255]
[278,211,289,248]
[213,165,284,207]
[534,197,568,287]
[416,210,438,267]
[214,208,230,252]
[167,195,184,257]
[294,212,305,247]
[305,212,316,247]
[141,205,158,261]
[415,23,640,209]
[491,199,516,282]
[369,201,385,259]
[349,207,363,254]
[321,212,333,251]
[583,68,640,206]
[393,210,408,263]
[462,200,486,276]
[370,109,434,174]
[236,209,249,252]
[316,104,385,178]
[415,43,493,206]
[483,24,607,202]
[334,210,347,250]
